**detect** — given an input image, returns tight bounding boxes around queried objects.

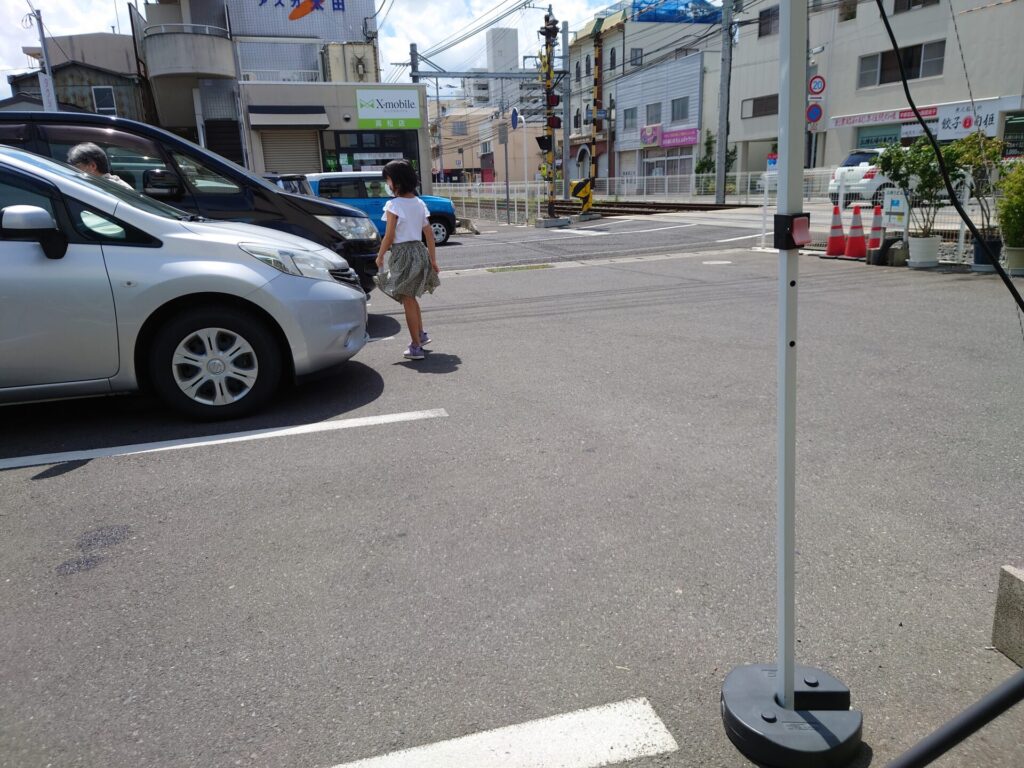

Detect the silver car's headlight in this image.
[316,215,379,240]
[240,243,340,282]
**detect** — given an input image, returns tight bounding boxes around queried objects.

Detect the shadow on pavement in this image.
[0,360,385,467]
[395,352,462,374]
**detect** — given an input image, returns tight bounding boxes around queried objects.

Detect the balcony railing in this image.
[143,23,230,39]
[241,69,322,83]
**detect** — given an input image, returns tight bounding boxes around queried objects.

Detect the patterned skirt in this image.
[374,240,440,301]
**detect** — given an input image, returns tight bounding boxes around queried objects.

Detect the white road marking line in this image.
[702,260,734,265]
[0,409,449,471]
[329,698,678,768]
[549,227,607,236]
[715,233,763,242]
[366,335,396,342]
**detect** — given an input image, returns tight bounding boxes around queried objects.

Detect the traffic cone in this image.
[824,205,846,258]
[842,205,867,260]
[867,205,883,251]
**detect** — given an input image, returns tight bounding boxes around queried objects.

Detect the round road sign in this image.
[808,75,826,96]
[806,103,824,124]
[511,107,520,129]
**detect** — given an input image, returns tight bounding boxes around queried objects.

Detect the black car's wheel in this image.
[149,307,283,420]
[429,217,452,246]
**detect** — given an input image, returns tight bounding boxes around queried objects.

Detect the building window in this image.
[609,47,616,70]
[92,86,117,116]
[839,0,857,20]
[646,103,662,126]
[481,141,492,154]
[451,121,468,136]
[585,54,591,76]
[630,48,643,66]
[758,6,780,37]
[576,61,581,81]
[741,94,779,118]
[894,0,939,12]
[574,109,581,129]
[623,107,637,131]
[857,40,944,88]
[671,97,689,123]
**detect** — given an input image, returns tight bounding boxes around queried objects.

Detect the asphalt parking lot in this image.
[2,226,1023,767]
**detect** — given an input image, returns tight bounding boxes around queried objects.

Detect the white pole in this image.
[777,0,808,712]
[31,7,58,112]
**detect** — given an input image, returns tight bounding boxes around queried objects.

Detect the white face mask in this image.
[385,180,396,196]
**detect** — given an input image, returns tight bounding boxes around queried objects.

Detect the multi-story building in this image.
[568,0,1024,178]
[569,1,719,181]
[131,0,431,181]
[429,101,545,183]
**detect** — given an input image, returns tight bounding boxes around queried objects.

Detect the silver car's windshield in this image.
[1,147,190,220]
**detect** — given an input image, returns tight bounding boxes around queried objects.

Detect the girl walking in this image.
[375,160,441,361]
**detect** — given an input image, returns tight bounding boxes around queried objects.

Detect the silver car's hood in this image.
[178,218,331,254]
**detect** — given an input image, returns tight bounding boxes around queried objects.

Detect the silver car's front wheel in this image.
[172,327,258,405]
[149,307,282,420]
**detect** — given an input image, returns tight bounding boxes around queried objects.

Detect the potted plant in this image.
[877,137,964,268]
[952,132,1006,272]
[997,160,1024,276]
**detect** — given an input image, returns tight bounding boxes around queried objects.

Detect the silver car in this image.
[0,146,368,420]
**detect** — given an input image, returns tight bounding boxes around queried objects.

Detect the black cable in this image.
[873,0,1024,313]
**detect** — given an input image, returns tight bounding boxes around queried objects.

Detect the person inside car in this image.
[67,142,133,189]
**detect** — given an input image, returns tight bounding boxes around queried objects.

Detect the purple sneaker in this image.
[404,345,425,360]
[420,330,431,346]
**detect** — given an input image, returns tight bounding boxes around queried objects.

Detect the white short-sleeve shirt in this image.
[382,196,430,243]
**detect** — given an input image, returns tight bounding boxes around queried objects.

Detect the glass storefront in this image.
[321,130,421,172]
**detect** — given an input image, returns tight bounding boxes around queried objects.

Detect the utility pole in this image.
[434,78,444,182]
[500,80,511,224]
[28,3,58,111]
[715,0,733,204]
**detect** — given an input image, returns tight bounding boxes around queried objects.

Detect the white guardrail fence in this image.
[437,169,994,263]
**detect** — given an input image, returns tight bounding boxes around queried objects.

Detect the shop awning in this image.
[247,105,329,128]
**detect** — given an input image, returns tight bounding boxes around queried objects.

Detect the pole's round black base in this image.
[721,664,863,768]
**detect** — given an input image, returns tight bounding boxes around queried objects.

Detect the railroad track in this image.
[550,200,750,216]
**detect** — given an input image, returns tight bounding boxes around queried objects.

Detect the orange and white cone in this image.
[842,205,867,260]
[824,205,846,258]
[867,205,883,251]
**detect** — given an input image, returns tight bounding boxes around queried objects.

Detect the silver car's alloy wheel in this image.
[171,327,258,406]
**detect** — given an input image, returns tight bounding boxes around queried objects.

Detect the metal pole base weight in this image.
[722,664,863,768]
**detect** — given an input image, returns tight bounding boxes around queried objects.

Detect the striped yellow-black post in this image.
[571,178,593,213]
[590,20,603,212]
[539,11,560,218]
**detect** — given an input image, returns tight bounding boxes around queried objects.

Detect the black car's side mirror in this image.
[143,168,184,200]
[0,205,68,259]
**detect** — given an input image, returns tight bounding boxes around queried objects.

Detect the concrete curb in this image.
[993,565,1024,667]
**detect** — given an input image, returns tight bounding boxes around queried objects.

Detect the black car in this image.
[0,113,380,292]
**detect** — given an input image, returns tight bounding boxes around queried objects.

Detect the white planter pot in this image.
[1005,245,1024,277]
[907,235,941,268]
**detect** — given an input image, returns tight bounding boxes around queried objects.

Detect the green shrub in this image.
[997,162,1024,247]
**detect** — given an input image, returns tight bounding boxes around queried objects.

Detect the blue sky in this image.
[0,0,614,99]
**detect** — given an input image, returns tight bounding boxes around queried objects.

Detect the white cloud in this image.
[376,0,611,86]
[0,0,125,98]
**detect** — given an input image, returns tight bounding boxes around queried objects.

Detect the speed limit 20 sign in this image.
[808,75,826,96]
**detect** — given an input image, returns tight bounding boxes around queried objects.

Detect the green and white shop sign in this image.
[356,89,422,129]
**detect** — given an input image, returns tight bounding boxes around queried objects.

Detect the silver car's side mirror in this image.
[1,205,68,260]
